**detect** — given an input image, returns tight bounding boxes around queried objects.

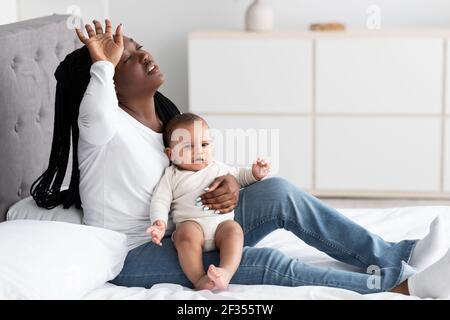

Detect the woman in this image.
[31,19,450,298]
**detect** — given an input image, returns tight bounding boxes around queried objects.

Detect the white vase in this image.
[245,0,273,32]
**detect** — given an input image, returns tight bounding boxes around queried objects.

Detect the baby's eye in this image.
[202,143,209,147]
[124,56,131,63]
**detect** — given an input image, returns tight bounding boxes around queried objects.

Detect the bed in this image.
[1,15,449,300]
[81,206,450,300]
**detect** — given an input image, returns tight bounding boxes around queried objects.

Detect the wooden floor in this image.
[317,197,450,209]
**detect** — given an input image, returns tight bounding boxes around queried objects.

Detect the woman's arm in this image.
[200,159,271,213]
[78,60,119,145]
[75,19,124,146]
[199,175,240,214]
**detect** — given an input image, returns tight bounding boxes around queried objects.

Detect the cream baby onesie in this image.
[149,161,258,251]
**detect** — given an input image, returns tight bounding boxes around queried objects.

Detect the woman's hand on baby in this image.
[252,158,271,180]
[199,175,240,214]
[146,220,166,246]
[75,19,124,67]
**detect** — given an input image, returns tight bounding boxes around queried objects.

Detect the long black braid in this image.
[31,46,180,210]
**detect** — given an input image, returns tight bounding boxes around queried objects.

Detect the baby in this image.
[146,113,270,290]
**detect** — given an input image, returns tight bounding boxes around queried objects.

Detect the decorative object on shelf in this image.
[310,22,346,32]
[245,0,273,32]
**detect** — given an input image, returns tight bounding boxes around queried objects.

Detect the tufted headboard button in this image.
[17,187,22,197]
[11,56,19,69]
[55,43,63,57]
[14,122,19,132]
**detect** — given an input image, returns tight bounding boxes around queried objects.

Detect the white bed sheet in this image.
[83,206,450,300]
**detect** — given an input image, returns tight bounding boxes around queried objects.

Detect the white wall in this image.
[110,0,450,111]
[0,0,17,25]
[16,0,109,26]
[2,0,450,110]
[110,0,249,110]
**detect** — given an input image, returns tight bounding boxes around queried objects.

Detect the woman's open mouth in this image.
[147,64,160,75]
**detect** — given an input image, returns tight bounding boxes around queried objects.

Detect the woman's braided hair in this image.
[31,45,180,209]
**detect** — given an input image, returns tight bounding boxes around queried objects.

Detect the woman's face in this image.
[113,36,164,101]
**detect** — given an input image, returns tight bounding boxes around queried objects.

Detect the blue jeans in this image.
[110,177,417,294]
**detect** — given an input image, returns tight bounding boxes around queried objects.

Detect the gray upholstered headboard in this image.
[0,15,82,222]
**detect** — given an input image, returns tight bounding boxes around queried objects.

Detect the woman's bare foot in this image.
[194,274,215,291]
[390,280,410,295]
[207,264,233,290]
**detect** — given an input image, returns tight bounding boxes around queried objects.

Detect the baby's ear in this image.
[164,147,172,160]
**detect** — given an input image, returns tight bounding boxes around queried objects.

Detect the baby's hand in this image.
[252,157,271,180]
[146,220,166,246]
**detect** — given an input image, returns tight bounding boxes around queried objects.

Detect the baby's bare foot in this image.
[207,265,232,290]
[194,274,215,291]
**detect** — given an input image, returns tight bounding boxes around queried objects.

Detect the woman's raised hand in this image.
[75,19,124,67]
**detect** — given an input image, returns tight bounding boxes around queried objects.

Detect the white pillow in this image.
[7,196,83,224]
[0,220,127,299]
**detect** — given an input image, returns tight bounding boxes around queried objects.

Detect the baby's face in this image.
[167,121,213,171]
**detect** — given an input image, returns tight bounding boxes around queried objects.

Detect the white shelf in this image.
[316,38,443,114]
[189,29,450,40]
[316,117,441,192]
[189,38,312,114]
[446,40,450,116]
[445,119,450,192]
[201,114,313,190]
[188,29,450,198]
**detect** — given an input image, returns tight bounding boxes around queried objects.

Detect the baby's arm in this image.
[147,169,174,245]
[146,220,166,246]
[226,158,271,187]
[251,157,271,181]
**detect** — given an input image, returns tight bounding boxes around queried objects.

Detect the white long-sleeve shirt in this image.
[150,162,257,226]
[77,60,169,251]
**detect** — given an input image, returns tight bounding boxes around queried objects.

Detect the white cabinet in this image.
[189,36,312,114]
[201,115,313,189]
[445,119,450,192]
[316,38,443,114]
[447,40,450,116]
[316,117,441,192]
[189,30,450,197]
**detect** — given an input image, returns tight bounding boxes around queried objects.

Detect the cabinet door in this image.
[445,118,450,192]
[316,117,441,192]
[316,38,443,114]
[201,115,313,189]
[447,40,450,116]
[189,38,312,114]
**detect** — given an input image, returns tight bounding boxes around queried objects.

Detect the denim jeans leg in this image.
[111,177,416,293]
[111,222,407,293]
[111,239,397,293]
[234,177,417,280]
[219,246,403,294]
